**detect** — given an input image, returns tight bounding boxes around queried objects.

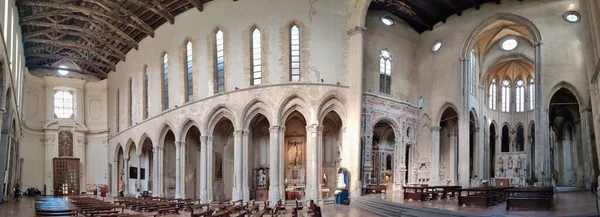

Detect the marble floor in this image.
[361,190,599,217]
[0,196,379,217]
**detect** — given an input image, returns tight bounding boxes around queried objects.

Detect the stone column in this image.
[152,147,158,196]
[477,126,485,179]
[580,108,595,188]
[232,130,244,200]
[534,42,549,184]
[157,146,164,197]
[345,25,365,198]
[199,136,208,202]
[363,132,373,184]
[306,124,322,201]
[459,57,470,187]
[449,131,459,185]
[242,130,250,201]
[124,157,130,195]
[175,141,181,198]
[206,136,214,202]
[180,141,187,198]
[137,154,142,196]
[269,126,281,205]
[278,127,286,200]
[430,126,441,186]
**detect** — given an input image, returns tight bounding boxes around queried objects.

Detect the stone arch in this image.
[435,102,460,124]
[277,93,312,126]
[371,116,401,137]
[137,133,152,156]
[180,118,202,140]
[114,143,124,162]
[124,138,137,156]
[317,93,346,126]
[206,105,237,136]
[470,109,479,128]
[348,0,372,28]
[157,123,176,147]
[461,12,542,58]
[489,119,498,135]
[546,81,585,109]
[241,98,274,130]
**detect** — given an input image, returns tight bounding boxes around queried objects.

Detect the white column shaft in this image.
[199,136,208,202]
[430,126,441,185]
[233,130,243,200]
[269,126,281,205]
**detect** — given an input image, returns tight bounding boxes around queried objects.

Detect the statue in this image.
[257,168,267,188]
[322,173,328,187]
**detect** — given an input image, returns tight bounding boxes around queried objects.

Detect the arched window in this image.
[516,79,524,112]
[143,66,148,119]
[290,25,301,81]
[116,88,120,132]
[215,30,225,93]
[501,79,510,112]
[379,50,391,94]
[128,78,132,126]
[529,77,535,110]
[185,41,193,102]
[502,125,509,152]
[489,78,497,110]
[162,53,169,110]
[470,50,477,95]
[251,28,262,85]
[516,125,524,151]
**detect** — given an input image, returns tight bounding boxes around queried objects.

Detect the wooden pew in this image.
[291,200,304,217]
[187,203,213,217]
[307,200,322,217]
[506,187,553,210]
[252,201,271,217]
[403,186,428,201]
[457,188,500,207]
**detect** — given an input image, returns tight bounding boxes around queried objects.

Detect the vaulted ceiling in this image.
[18,0,508,79]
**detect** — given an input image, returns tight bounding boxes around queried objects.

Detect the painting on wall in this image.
[215,153,223,181]
[58,130,73,157]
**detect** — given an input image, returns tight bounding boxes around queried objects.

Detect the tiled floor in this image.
[361,190,599,216]
[0,196,379,217]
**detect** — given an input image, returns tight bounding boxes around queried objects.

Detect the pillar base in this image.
[269,186,280,205]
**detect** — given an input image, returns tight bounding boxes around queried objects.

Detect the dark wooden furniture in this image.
[506,187,554,210]
[53,158,80,196]
[403,186,431,201]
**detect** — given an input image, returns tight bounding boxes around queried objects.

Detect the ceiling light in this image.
[381,16,394,26]
[58,65,69,76]
[431,40,442,52]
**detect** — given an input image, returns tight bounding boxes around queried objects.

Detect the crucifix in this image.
[290,141,300,166]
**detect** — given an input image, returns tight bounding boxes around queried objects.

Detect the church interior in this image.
[1,0,600,216]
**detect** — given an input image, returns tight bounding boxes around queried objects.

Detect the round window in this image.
[563,11,580,23]
[381,16,394,26]
[431,40,442,52]
[500,37,518,51]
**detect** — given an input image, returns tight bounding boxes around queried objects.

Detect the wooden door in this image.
[53,158,80,196]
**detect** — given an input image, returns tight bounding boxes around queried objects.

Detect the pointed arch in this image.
[157,122,176,147]
[114,143,124,162]
[124,138,137,157]
[206,105,236,136]
[435,102,460,124]
[317,93,346,125]
[546,81,584,109]
[241,98,274,131]
[137,133,152,152]
[180,118,202,140]
[277,93,312,126]
[461,13,542,58]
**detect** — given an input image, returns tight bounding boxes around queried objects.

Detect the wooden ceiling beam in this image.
[440,0,461,16]
[188,0,205,11]
[26,65,107,78]
[86,0,155,37]
[24,38,125,62]
[151,0,176,24]
[21,22,138,49]
[402,0,436,19]
[20,0,155,38]
[26,53,115,71]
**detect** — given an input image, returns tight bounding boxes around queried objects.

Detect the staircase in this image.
[351,196,485,217]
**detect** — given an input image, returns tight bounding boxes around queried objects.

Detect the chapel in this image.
[1,0,600,216]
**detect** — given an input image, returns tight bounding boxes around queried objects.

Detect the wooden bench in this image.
[506,187,553,210]
[457,188,496,207]
[307,200,322,217]
[403,186,429,201]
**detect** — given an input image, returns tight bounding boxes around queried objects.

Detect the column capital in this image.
[306,124,322,133]
[347,26,365,36]
[580,107,592,113]
[448,130,458,137]
[269,126,282,133]
[431,126,441,132]
[200,135,208,140]
[234,129,244,136]
[156,146,164,150]
[175,141,182,147]
[534,42,543,47]
[124,156,130,161]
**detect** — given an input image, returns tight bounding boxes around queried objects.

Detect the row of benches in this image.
[403,185,554,210]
